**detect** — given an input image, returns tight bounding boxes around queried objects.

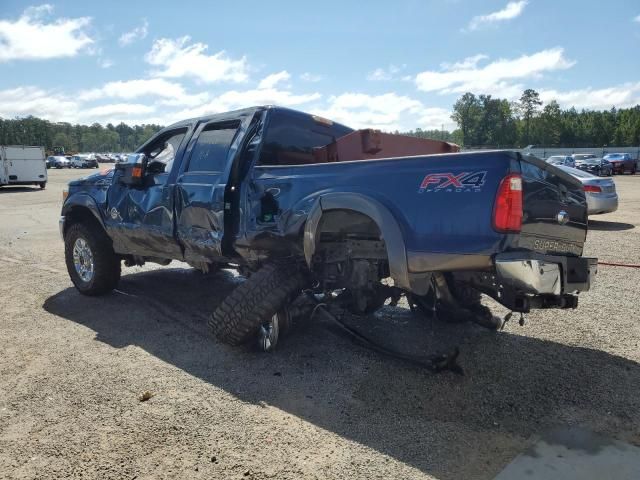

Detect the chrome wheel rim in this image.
[73,238,94,283]
[258,313,280,352]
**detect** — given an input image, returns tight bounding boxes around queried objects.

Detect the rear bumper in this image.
[495,253,597,295]
[586,193,618,215]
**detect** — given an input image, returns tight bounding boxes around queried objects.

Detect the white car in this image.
[70,154,99,168]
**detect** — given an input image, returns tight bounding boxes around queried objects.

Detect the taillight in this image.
[584,185,602,193]
[493,174,523,233]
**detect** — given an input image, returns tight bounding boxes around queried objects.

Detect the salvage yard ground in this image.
[1,167,639,480]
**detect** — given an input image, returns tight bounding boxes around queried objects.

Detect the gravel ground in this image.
[1,167,639,480]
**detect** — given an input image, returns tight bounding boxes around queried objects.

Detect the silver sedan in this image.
[557,166,618,215]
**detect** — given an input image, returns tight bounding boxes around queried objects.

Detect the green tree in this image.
[451,93,482,146]
[519,89,543,145]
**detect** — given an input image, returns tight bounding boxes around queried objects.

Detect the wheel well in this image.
[316,209,382,242]
[64,207,105,238]
[312,209,389,295]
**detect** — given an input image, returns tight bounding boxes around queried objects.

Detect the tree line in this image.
[441,89,640,148]
[0,116,163,154]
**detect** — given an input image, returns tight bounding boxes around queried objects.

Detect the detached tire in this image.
[64,222,121,295]
[209,262,306,346]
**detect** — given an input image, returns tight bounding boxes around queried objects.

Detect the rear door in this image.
[5,146,46,183]
[175,120,241,263]
[518,154,587,256]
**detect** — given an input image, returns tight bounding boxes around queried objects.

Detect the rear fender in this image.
[303,192,410,291]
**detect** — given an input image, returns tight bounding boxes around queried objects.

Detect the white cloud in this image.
[467,1,528,31]
[634,14,640,23]
[175,87,321,119]
[540,82,640,110]
[258,71,290,89]
[366,64,405,81]
[84,103,155,118]
[313,92,454,131]
[0,86,79,120]
[145,36,249,84]
[415,48,575,98]
[300,72,323,82]
[0,4,93,62]
[78,78,209,107]
[118,19,148,46]
[98,58,114,69]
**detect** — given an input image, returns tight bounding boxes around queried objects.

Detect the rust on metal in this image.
[312,129,459,163]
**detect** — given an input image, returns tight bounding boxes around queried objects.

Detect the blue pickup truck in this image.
[60,106,597,350]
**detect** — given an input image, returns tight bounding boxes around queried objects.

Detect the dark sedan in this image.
[574,157,612,177]
[603,153,636,175]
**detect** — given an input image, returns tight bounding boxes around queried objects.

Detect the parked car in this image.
[60,106,597,352]
[574,157,612,176]
[545,155,575,168]
[48,155,71,168]
[603,153,636,175]
[557,166,618,215]
[70,154,99,168]
[572,153,597,161]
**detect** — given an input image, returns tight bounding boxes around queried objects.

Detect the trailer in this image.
[0,146,47,189]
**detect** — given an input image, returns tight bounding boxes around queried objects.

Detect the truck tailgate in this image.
[517,154,587,256]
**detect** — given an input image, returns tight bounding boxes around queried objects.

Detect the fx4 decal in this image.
[418,171,487,193]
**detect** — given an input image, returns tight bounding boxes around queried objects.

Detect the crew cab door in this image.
[105,127,189,258]
[175,120,241,264]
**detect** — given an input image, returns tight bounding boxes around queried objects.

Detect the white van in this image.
[0,146,48,189]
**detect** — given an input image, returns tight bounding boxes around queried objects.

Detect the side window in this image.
[146,129,187,173]
[258,111,352,166]
[187,122,239,173]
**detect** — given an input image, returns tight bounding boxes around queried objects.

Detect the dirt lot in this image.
[1,167,639,480]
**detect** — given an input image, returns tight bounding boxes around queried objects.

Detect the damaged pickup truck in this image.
[60,106,597,350]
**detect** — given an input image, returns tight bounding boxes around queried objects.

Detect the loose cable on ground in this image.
[598,261,640,269]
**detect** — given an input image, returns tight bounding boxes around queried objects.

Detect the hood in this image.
[68,168,114,187]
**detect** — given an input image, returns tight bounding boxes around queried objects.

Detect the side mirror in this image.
[116,153,147,187]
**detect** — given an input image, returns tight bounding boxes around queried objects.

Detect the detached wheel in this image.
[257,309,291,352]
[64,223,121,295]
[209,262,306,347]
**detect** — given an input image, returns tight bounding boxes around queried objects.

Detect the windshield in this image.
[583,158,601,165]
[604,154,623,159]
[547,156,565,162]
[573,154,596,160]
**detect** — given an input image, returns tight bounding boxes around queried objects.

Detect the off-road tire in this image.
[209,262,306,346]
[64,222,121,296]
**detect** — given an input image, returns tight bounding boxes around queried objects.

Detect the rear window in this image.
[258,110,353,166]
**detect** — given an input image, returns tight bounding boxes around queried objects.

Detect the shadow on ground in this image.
[588,220,635,231]
[0,186,44,194]
[43,268,640,479]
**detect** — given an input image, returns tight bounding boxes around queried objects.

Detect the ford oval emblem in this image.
[556,210,570,225]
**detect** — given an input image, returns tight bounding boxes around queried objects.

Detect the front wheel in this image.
[39,182,46,189]
[64,223,121,295]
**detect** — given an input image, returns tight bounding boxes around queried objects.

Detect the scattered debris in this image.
[138,391,154,402]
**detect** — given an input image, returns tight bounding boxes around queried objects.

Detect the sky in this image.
[0,0,639,131]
